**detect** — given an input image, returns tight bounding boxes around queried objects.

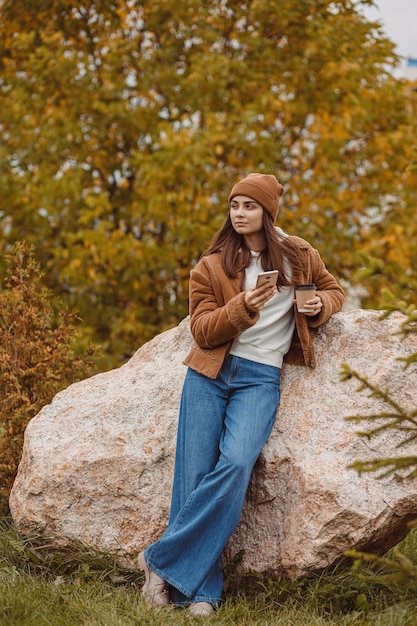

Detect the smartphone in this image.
[256,270,278,288]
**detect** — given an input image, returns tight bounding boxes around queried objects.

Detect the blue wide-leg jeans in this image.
[144,355,281,606]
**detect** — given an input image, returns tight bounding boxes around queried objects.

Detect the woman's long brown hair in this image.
[203,210,305,290]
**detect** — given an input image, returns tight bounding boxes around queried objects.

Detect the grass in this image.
[0,516,417,625]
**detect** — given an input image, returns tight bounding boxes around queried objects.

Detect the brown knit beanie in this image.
[228,173,284,222]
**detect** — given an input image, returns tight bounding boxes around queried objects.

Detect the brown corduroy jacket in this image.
[183,235,345,379]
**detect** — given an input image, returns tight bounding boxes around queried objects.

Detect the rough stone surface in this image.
[9,310,417,579]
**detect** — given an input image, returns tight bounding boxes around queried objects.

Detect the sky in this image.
[361,0,417,63]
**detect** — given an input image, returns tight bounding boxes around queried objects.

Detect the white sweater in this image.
[229,251,295,368]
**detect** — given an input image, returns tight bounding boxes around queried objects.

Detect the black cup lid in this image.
[296,284,316,290]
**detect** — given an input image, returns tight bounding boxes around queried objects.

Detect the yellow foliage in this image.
[0,0,416,365]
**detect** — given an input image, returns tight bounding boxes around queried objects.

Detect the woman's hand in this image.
[297,294,323,316]
[245,283,277,313]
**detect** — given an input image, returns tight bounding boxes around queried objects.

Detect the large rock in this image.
[9,310,417,579]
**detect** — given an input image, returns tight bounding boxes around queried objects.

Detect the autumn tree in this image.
[0,0,416,366]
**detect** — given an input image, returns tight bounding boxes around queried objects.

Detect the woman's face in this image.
[229,195,264,236]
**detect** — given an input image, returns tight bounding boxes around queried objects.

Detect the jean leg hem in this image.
[145,555,194,599]
[174,597,221,607]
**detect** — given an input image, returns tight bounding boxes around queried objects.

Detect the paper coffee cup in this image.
[295,284,316,312]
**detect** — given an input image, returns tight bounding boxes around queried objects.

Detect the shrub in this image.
[0,242,98,512]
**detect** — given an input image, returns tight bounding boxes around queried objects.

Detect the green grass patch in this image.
[0,517,416,625]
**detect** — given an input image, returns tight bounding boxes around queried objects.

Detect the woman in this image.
[139,173,345,616]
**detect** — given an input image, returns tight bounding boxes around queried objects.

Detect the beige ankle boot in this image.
[188,602,214,616]
[138,552,169,607]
